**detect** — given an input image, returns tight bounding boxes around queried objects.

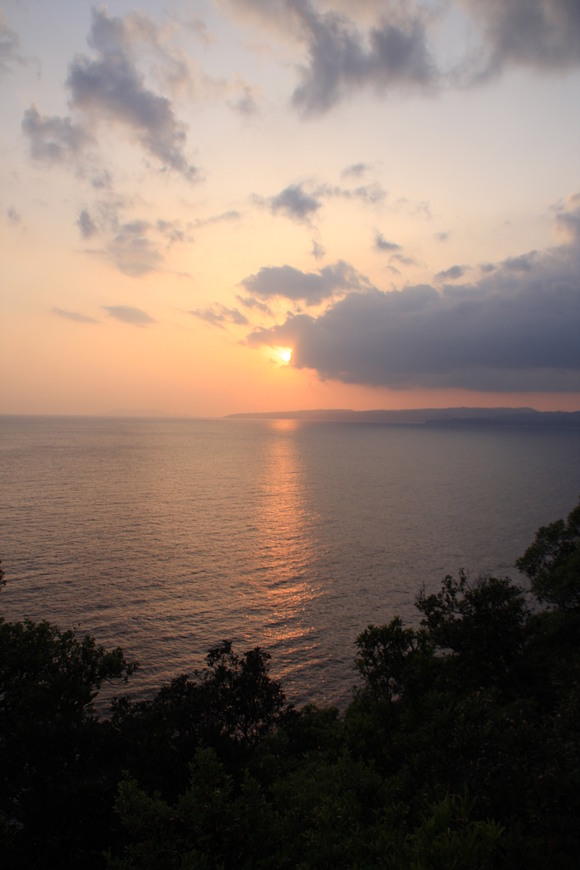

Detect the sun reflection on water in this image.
[242,420,320,693]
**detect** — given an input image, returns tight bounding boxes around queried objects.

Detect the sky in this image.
[1,0,579,417]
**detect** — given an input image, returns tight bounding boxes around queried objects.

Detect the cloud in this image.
[311,238,325,259]
[190,304,249,329]
[259,178,386,223]
[66,8,197,179]
[77,209,98,239]
[6,206,22,226]
[79,200,193,275]
[374,231,401,252]
[341,161,370,179]
[228,83,261,116]
[103,305,155,325]
[237,295,273,316]
[461,0,580,79]
[435,264,465,281]
[192,210,242,228]
[0,11,23,75]
[52,307,99,324]
[21,105,93,167]
[555,192,580,244]
[268,183,322,221]
[241,260,368,305]
[247,199,580,392]
[104,220,165,276]
[290,2,437,116]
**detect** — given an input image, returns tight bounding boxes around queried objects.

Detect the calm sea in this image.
[1,415,579,709]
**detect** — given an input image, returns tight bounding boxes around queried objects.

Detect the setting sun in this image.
[277,347,292,364]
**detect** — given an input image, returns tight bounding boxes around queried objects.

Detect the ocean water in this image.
[1,415,579,709]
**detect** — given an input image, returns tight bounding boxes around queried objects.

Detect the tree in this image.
[0,611,136,868]
[516,499,580,609]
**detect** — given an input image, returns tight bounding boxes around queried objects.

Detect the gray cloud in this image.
[375,231,400,252]
[6,206,22,226]
[193,210,242,228]
[77,209,98,239]
[341,161,370,179]
[436,264,465,281]
[290,2,437,116]
[228,84,260,116]
[247,199,580,392]
[462,0,580,79]
[21,105,93,166]
[311,238,325,259]
[66,8,196,179]
[190,304,249,329]
[237,295,273,316]
[80,201,193,275]
[260,179,386,223]
[105,220,165,276]
[0,11,22,75]
[241,260,367,305]
[52,307,99,324]
[103,305,155,325]
[268,183,321,221]
[316,180,387,204]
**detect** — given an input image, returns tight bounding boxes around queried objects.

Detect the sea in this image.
[1,415,579,710]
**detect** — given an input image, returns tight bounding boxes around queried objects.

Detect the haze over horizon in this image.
[1,0,579,417]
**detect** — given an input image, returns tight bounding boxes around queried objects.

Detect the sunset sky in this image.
[1,0,579,417]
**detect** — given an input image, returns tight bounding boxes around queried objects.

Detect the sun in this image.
[275,346,292,364]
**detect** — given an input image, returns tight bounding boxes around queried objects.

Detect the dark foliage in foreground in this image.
[0,500,579,868]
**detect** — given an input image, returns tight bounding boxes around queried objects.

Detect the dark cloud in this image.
[436,264,465,281]
[374,232,400,252]
[248,200,580,393]
[435,231,449,242]
[77,209,98,239]
[463,0,580,79]
[290,2,437,116]
[241,260,367,305]
[66,8,196,179]
[103,305,155,325]
[52,307,99,324]
[268,183,321,221]
[502,252,537,272]
[190,305,249,329]
[21,105,93,166]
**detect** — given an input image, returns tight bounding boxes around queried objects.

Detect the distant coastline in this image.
[226,407,580,427]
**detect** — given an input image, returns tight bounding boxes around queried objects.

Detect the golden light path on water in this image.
[241,418,322,696]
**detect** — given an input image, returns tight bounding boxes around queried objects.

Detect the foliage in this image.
[0,615,136,868]
[516,500,580,609]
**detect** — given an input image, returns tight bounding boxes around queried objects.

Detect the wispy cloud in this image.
[52,307,99,324]
[103,305,156,325]
[190,304,249,329]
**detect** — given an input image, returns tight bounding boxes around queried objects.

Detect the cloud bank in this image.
[248,198,580,392]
